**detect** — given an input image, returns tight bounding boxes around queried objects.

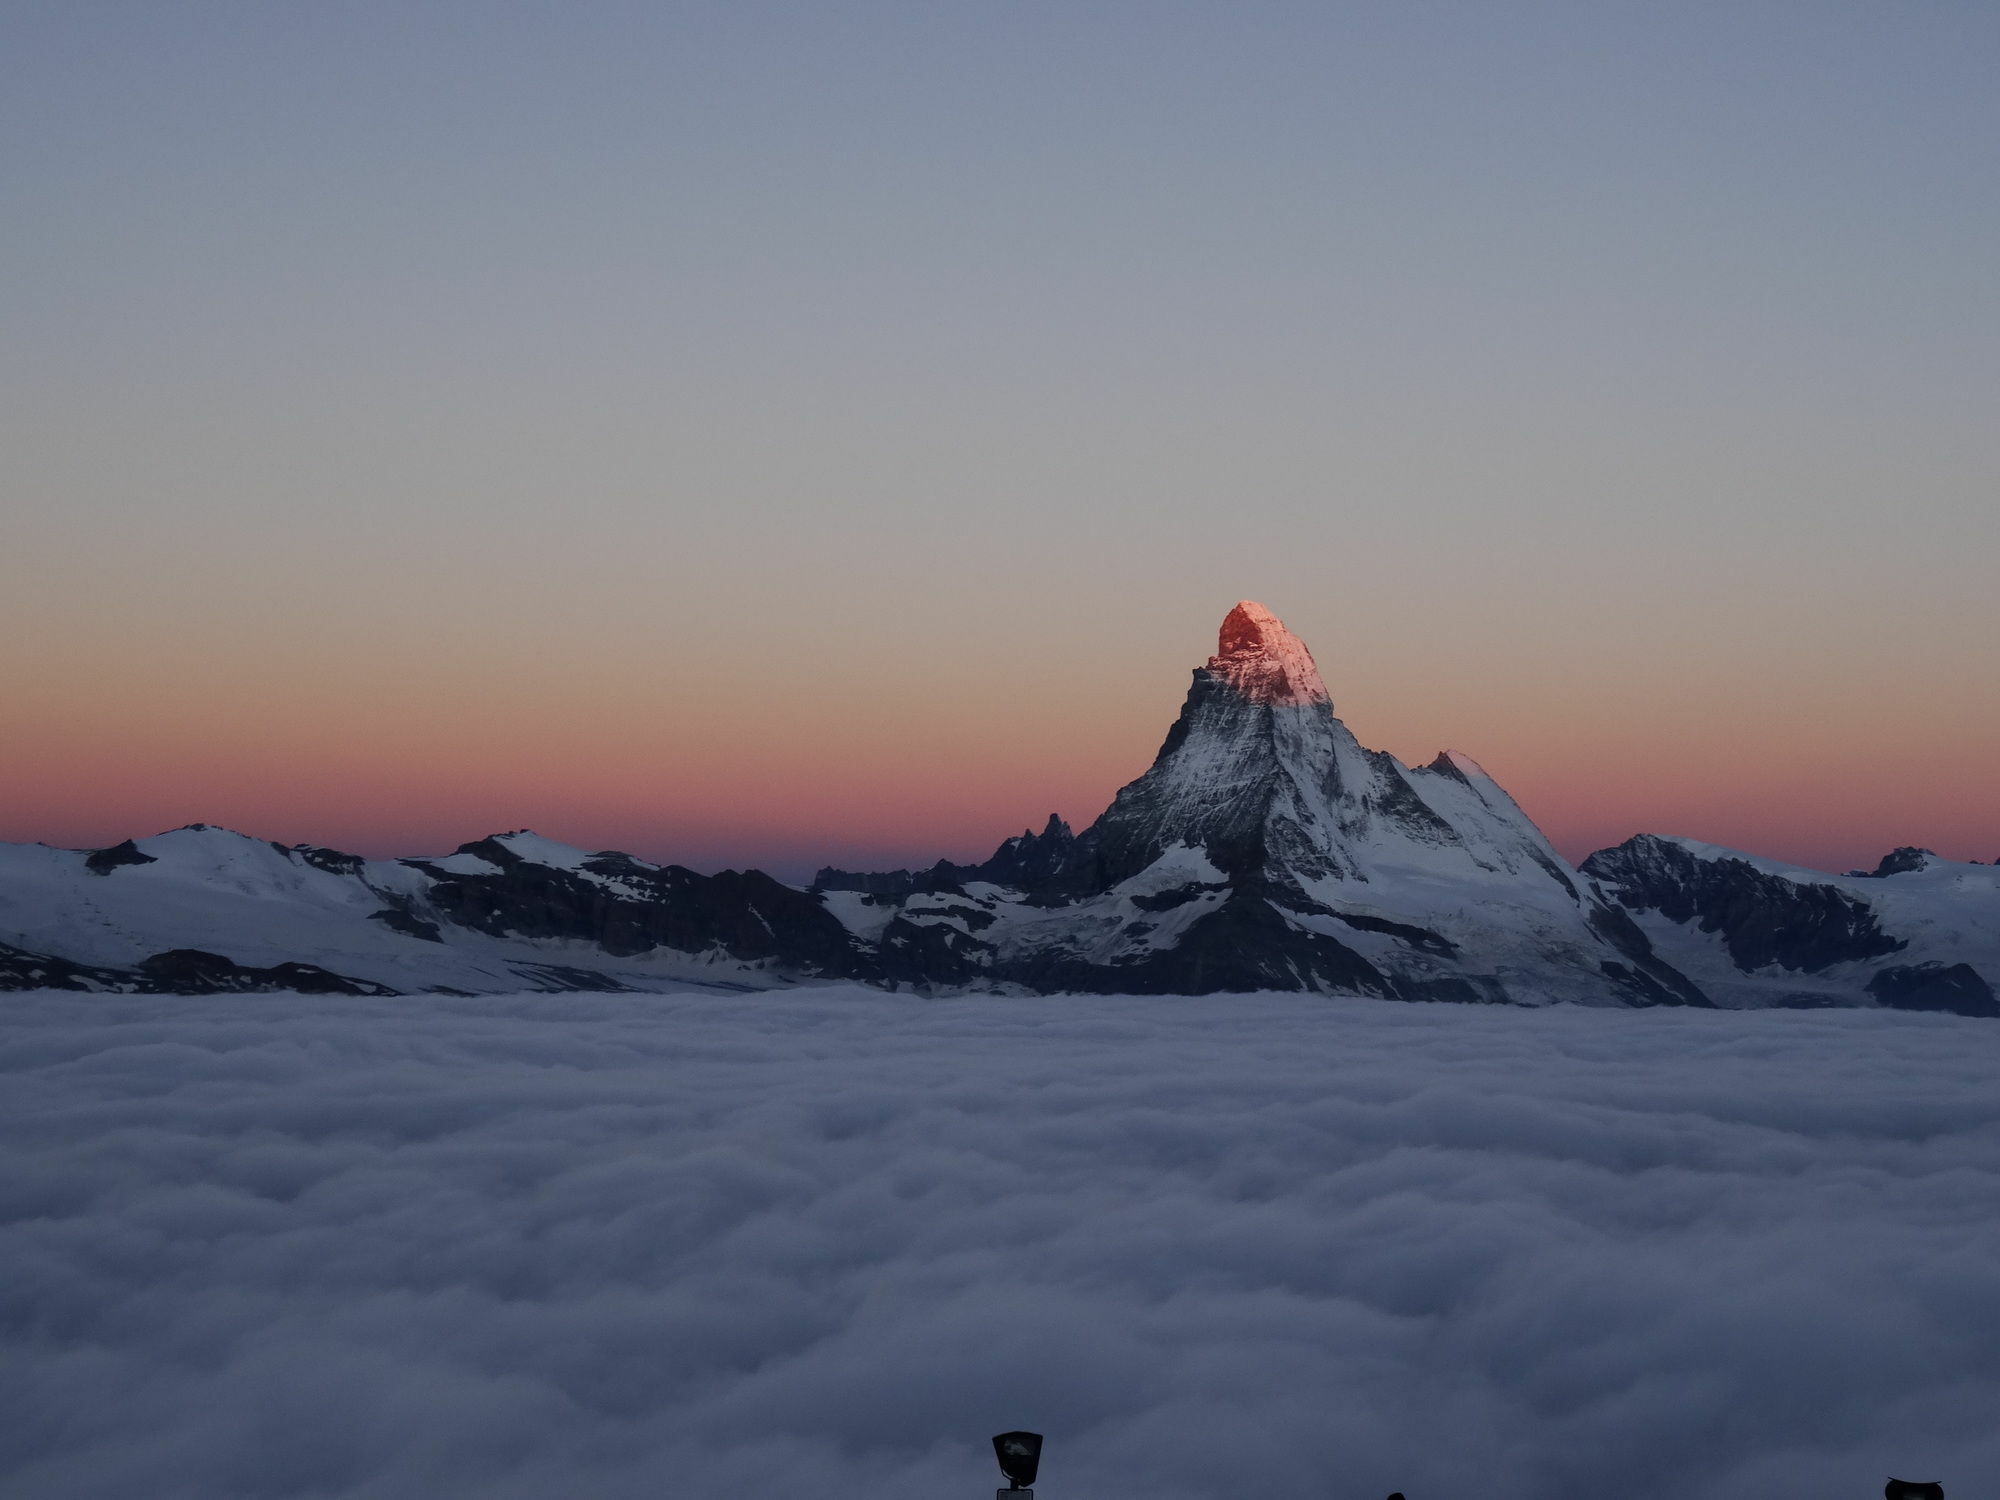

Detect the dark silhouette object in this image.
[1387,1493,1407,1499]
[992,1431,1043,1490]
[1886,1481,1943,1500]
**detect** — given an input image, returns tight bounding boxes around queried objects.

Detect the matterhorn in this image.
[818,600,1709,1003]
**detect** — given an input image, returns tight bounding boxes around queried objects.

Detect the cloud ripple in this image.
[4,991,1999,1500]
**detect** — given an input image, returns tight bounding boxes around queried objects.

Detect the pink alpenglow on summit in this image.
[1208,601,1331,707]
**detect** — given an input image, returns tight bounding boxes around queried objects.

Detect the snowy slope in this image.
[0,827,838,995]
[1583,835,1999,1013]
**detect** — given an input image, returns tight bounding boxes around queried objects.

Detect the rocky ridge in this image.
[2,603,1991,1011]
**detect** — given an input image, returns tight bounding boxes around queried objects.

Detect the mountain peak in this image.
[1208,601,1329,706]
[1871,846,1939,878]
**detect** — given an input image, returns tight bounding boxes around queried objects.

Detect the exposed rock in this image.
[0,941,136,990]
[84,839,156,875]
[1868,962,1997,1017]
[1206,599,1331,707]
[293,844,368,876]
[1582,836,1905,973]
[1866,847,1939,878]
[414,836,871,976]
[369,908,443,942]
[136,949,399,996]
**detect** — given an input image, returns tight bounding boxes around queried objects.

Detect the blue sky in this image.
[4,1,1995,872]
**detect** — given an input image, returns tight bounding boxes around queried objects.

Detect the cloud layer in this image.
[5,990,2000,1500]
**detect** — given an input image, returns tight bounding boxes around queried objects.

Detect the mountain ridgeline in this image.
[4,603,1994,1012]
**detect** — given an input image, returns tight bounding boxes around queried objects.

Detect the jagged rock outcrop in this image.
[1867,962,1997,1016]
[411,834,868,974]
[0,939,398,996]
[1584,834,1998,1015]
[1581,835,1906,973]
[84,839,156,875]
[811,816,1085,901]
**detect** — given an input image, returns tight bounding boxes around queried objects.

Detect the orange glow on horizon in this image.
[6,609,1995,882]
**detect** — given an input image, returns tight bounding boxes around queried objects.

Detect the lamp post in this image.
[992,1431,1043,1498]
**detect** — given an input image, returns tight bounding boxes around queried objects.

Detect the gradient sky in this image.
[4,1,1996,880]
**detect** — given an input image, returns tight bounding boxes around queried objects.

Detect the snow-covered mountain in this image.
[3,602,1992,1011]
[817,601,1708,1004]
[1582,836,1998,1015]
[0,826,870,996]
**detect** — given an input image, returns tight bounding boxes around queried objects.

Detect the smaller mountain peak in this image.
[155,823,260,842]
[1208,601,1329,706]
[1427,749,1493,784]
[463,830,603,872]
[1871,846,1938,878]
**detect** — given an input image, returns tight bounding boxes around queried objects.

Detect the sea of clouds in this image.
[4,988,1999,1500]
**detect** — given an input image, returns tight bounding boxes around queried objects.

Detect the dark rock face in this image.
[975,815,1089,896]
[137,949,400,996]
[1581,836,1906,973]
[504,962,636,993]
[1091,671,1301,885]
[0,941,135,989]
[1130,880,1232,914]
[85,840,156,875]
[813,816,1088,902]
[1862,847,1939,878]
[877,911,994,988]
[294,845,368,876]
[813,866,931,895]
[413,838,871,977]
[1868,962,1998,1017]
[1581,903,1715,1007]
[369,908,443,942]
[1585,835,1999,1010]
[1005,886,1404,999]
[0,941,394,996]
